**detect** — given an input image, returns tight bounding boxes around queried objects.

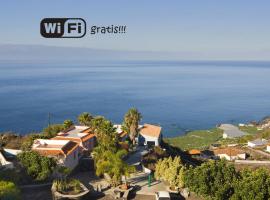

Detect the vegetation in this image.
[95,149,135,186]
[91,116,118,151]
[231,168,270,200]
[122,108,142,145]
[0,169,22,184]
[261,128,270,139]
[165,128,223,150]
[184,159,270,200]
[63,119,74,130]
[43,124,65,138]
[17,151,56,181]
[0,180,20,200]
[184,160,236,200]
[238,125,258,135]
[53,179,82,195]
[91,115,135,186]
[155,156,184,189]
[0,133,24,149]
[141,146,168,170]
[77,112,93,126]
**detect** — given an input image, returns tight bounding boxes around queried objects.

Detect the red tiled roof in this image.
[187,149,201,155]
[140,124,162,138]
[213,148,244,157]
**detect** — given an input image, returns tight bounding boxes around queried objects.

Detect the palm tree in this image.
[123,108,142,145]
[94,149,135,186]
[77,112,93,126]
[63,119,74,130]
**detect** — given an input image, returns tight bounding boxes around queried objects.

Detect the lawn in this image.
[164,128,223,150]
[238,126,258,135]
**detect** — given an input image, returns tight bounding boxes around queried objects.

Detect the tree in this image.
[231,168,270,200]
[63,119,74,130]
[43,124,64,138]
[95,149,135,186]
[155,156,184,189]
[17,151,57,181]
[184,159,237,200]
[0,181,20,200]
[91,116,118,151]
[77,112,93,126]
[122,108,142,145]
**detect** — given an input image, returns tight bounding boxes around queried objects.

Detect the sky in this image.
[0,1,270,59]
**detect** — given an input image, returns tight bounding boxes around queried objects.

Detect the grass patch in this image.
[164,128,223,151]
[238,126,258,135]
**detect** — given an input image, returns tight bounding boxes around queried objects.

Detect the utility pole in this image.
[48,112,52,135]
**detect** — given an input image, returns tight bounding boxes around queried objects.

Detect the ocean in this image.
[1,61,270,137]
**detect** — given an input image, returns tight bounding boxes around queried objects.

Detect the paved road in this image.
[125,146,148,165]
[247,147,270,158]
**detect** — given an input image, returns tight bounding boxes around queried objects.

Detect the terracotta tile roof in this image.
[33,140,79,157]
[81,128,94,134]
[62,141,79,155]
[140,124,162,138]
[187,149,201,155]
[119,132,127,138]
[53,133,95,143]
[52,136,82,143]
[81,134,95,142]
[34,149,63,157]
[213,148,245,157]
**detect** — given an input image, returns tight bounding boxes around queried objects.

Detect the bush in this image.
[0,181,20,200]
[141,148,168,170]
[231,168,270,200]
[184,159,237,200]
[0,133,23,149]
[53,179,82,195]
[43,124,65,138]
[17,151,56,181]
[155,156,184,189]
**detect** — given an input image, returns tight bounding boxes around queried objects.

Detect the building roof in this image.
[140,124,162,138]
[219,124,246,138]
[248,139,268,146]
[113,124,128,138]
[54,125,95,143]
[187,149,201,155]
[213,148,245,157]
[32,139,78,157]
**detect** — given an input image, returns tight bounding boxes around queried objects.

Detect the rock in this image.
[180,188,190,198]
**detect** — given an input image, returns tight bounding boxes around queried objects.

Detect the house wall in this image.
[223,133,228,139]
[237,153,246,160]
[140,134,160,146]
[247,142,256,148]
[267,146,270,152]
[217,153,246,161]
[0,152,13,169]
[82,137,95,152]
[63,147,79,170]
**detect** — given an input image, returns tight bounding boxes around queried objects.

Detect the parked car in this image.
[155,191,170,200]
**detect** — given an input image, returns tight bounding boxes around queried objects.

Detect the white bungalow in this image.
[32,139,79,169]
[52,125,96,154]
[248,139,268,148]
[138,124,162,147]
[213,147,246,161]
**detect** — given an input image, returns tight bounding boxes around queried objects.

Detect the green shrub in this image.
[0,181,20,200]
[17,151,56,181]
[53,179,82,195]
[184,159,237,200]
